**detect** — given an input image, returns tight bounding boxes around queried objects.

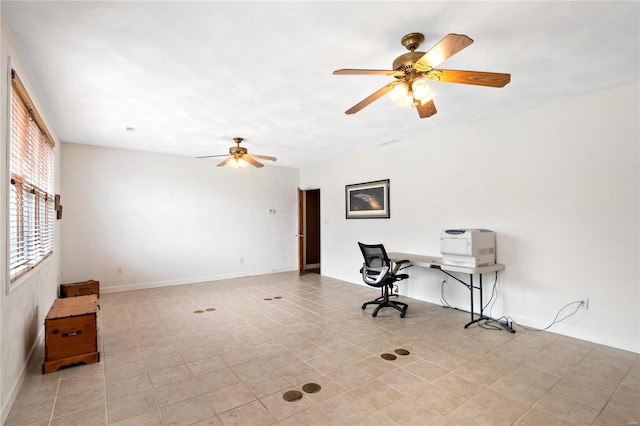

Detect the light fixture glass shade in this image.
[388,81,409,104]
[228,157,248,169]
[412,77,436,102]
[399,92,415,107]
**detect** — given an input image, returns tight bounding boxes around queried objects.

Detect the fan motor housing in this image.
[392,51,427,73]
[230,146,247,155]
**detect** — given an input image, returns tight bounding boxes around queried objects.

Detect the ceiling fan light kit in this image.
[388,78,437,108]
[333,32,510,119]
[228,157,249,169]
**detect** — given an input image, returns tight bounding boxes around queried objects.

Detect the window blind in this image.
[9,69,55,283]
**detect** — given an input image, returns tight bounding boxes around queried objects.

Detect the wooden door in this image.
[297,188,304,275]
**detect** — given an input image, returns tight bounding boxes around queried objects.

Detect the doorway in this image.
[297,188,321,275]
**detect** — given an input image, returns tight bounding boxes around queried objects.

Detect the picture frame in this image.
[345,179,390,219]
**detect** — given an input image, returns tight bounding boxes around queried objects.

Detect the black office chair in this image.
[358,242,411,318]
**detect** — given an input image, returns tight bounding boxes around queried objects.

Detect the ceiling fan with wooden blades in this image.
[197,137,277,169]
[333,32,511,119]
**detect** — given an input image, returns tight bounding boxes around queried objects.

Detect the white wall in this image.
[61,144,299,292]
[0,22,62,424]
[300,83,639,353]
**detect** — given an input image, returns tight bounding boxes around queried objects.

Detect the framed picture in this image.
[345,179,390,219]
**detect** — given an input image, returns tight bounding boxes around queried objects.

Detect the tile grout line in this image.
[133,302,168,426]
[522,343,597,425]
[591,351,639,424]
[47,373,62,426]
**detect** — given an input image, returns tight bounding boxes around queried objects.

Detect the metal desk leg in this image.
[438,268,514,332]
[438,268,477,326]
[465,272,516,333]
[479,273,484,320]
[464,273,483,328]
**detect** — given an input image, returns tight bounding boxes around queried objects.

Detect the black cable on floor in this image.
[490,300,584,332]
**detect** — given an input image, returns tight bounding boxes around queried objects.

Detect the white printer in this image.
[440,229,496,267]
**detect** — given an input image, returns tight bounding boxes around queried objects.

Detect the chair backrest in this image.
[358,242,391,268]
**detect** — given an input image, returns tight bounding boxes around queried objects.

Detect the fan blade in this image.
[434,69,511,87]
[251,154,277,162]
[333,69,404,77]
[415,33,474,69]
[217,157,232,167]
[197,154,229,159]
[416,100,437,118]
[345,82,396,115]
[243,155,264,168]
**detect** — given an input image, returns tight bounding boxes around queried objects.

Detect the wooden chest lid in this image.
[46,294,98,320]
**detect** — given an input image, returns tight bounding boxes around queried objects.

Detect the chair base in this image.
[362,285,408,318]
[362,299,408,318]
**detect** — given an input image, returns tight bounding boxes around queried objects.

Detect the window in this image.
[9,69,55,283]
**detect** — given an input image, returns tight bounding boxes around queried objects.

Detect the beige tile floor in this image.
[6,272,639,426]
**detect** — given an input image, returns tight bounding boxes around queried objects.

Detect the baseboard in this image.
[101,268,297,294]
[1,329,44,425]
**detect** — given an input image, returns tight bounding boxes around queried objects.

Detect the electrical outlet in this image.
[581,298,589,310]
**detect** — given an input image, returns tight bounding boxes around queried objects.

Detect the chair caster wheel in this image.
[400,312,405,318]
[361,304,366,310]
[372,312,378,317]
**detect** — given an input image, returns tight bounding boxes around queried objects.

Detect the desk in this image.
[388,252,513,333]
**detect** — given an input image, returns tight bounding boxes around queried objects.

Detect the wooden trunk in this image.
[42,295,100,374]
[60,279,100,298]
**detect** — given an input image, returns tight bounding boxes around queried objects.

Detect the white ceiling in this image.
[2,1,638,168]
